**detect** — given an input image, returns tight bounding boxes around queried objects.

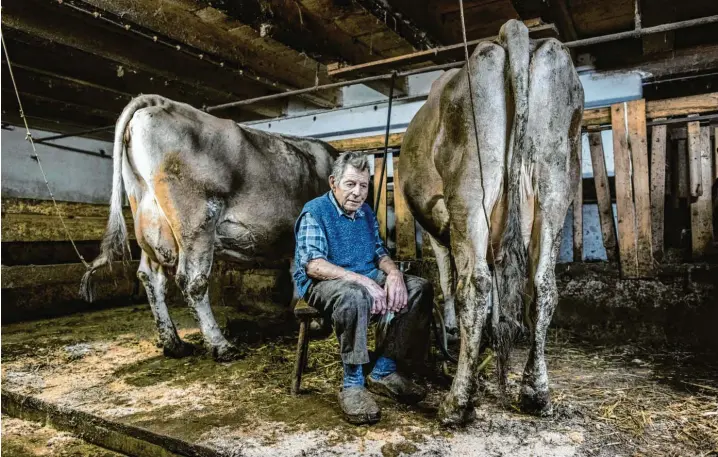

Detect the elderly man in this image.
[293,152,433,425]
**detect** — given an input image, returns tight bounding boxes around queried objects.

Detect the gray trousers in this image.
[306,272,433,367]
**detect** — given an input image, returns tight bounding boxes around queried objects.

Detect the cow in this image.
[81,95,337,361]
[398,19,584,425]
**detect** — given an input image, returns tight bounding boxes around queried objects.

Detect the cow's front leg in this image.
[521,225,562,416]
[176,241,243,362]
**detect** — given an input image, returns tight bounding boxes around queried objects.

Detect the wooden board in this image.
[625,99,653,277]
[373,154,388,242]
[573,153,583,262]
[687,121,703,198]
[714,127,718,180]
[392,156,417,260]
[689,126,714,259]
[1,198,134,243]
[611,102,638,278]
[650,124,667,261]
[588,132,618,262]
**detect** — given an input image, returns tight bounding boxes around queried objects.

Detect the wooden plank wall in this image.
[688,124,714,258]
[588,132,618,261]
[650,124,667,261]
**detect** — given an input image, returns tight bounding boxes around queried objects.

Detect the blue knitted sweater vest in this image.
[294,192,378,298]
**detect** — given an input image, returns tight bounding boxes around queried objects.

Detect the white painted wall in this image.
[1,126,114,204]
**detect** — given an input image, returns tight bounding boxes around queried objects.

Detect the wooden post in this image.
[373,154,388,242]
[626,100,653,276]
[714,127,718,180]
[588,132,618,261]
[573,152,583,262]
[611,102,638,277]
[688,125,714,258]
[650,124,667,261]
[687,120,704,198]
[392,155,417,260]
[672,138,689,209]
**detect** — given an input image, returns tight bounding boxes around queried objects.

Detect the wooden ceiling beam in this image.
[1,2,288,118]
[350,0,440,50]
[1,64,133,115]
[77,0,340,107]
[2,90,120,128]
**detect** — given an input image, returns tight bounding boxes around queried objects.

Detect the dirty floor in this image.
[2,305,717,457]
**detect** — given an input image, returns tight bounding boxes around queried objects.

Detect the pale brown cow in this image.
[81,95,337,361]
[399,20,584,424]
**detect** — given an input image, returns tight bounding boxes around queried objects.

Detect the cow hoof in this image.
[519,387,553,417]
[438,396,476,427]
[212,343,245,362]
[163,341,195,358]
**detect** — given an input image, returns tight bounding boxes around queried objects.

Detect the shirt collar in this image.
[329,191,365,219]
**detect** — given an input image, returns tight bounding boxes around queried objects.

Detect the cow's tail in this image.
[80,95,163,301]
[493,20,531,396]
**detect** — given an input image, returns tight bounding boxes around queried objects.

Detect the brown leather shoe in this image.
[338,387,381,425]
[366,372,427,405]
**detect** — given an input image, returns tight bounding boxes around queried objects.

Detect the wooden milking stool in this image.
[292,299,320,394]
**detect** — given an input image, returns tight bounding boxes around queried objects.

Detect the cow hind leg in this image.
[438,226,492,426]
[519,38,582,416]
[137,253,193,357]
[176,237,244,362]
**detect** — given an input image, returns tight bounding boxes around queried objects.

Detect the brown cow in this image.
[399,20,584,424]
[81,95,337,361]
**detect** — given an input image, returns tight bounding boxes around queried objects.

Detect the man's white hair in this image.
[331,152,369,182]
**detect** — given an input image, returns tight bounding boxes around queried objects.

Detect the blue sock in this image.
[369,356,396,380]
[343,363,365,388]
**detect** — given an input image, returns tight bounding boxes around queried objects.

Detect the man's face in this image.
[330,165,370,215]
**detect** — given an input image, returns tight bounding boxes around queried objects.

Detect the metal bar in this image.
[206,15,718,112]
[34,125,115,143]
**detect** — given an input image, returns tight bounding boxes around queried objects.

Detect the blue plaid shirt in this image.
[295,192,388,272]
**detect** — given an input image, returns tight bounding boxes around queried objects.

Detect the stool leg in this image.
[292,320,309,395]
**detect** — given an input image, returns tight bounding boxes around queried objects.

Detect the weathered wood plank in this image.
[1,214,135,242]
[373,155,388,242]
[687,121,704,198]
[626,99,653,276]
[689,126,714,259]
[645,93,718,120]
[650,124,667,261]
[1,261,139,289]
[392,156,416,260]
[588,132,618,261]
[612,102,638,278]
[573,153,583,262]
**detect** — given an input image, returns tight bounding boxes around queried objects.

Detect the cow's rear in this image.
[399,19,583,425]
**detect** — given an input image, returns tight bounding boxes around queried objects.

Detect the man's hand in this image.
[384,270,408,313]
[345,272,388,315]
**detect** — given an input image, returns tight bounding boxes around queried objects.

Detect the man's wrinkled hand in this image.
[385,270,408,313]
[348,273,387,315]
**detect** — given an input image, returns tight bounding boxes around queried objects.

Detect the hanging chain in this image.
[1,30,89,268]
